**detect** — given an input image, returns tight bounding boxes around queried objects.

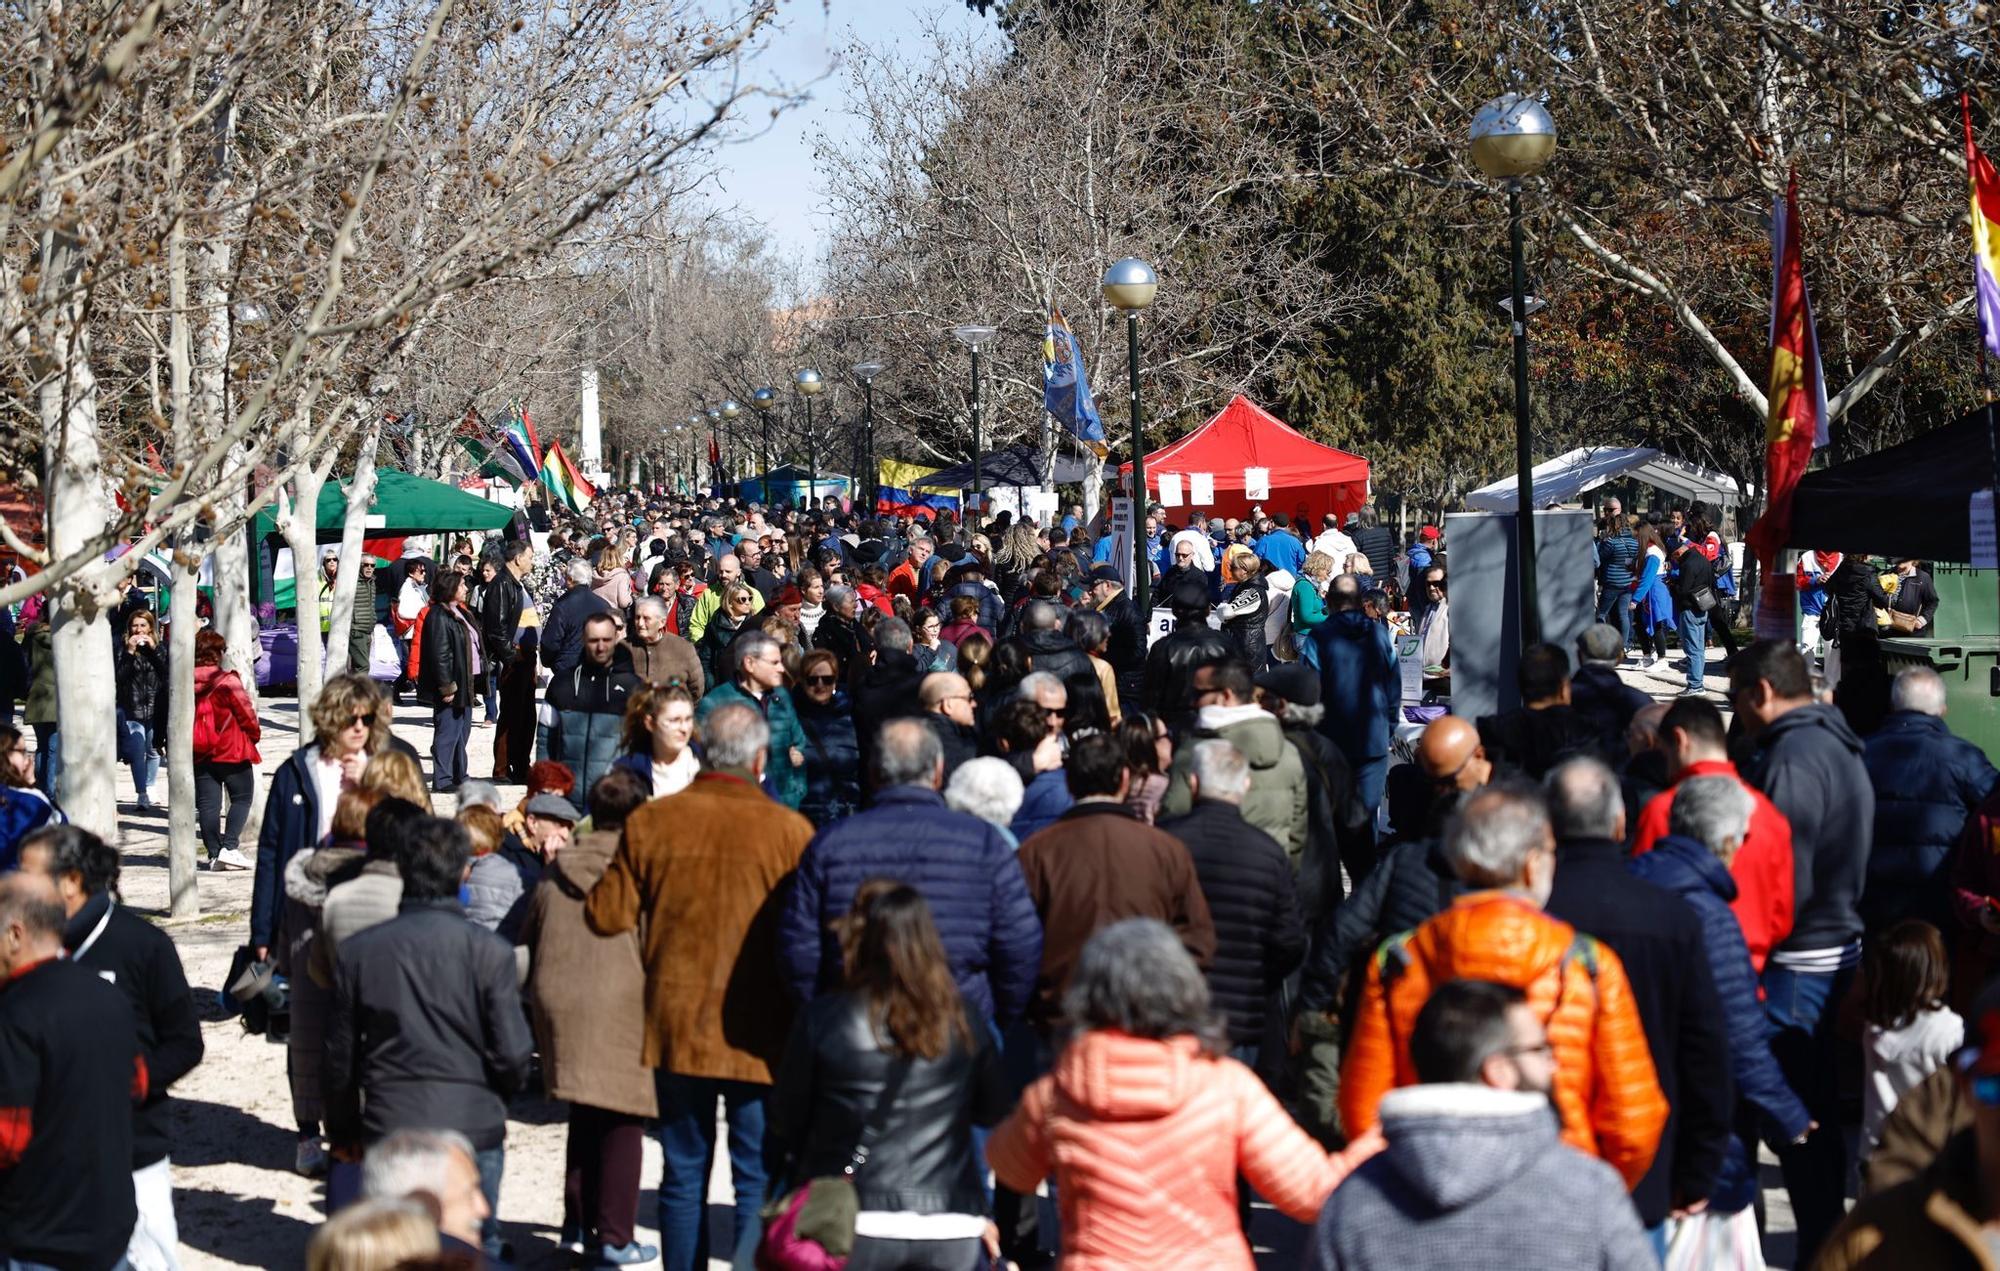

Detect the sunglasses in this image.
[347,712,377,729]
[805,674,838,686]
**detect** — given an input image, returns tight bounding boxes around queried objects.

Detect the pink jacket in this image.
[986,1030,1380,1270]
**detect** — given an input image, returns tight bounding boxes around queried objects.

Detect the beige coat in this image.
[518,829,657,1117]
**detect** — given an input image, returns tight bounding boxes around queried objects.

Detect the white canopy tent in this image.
[1464,445,1750,512]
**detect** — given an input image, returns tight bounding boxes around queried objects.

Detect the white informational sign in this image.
[1974,489,1997,568]
[1157,473,1183,507]
[1396,631,1425,706]
[1109,496,1136,588]
[1147,606,1176,648]
[988,486,1022,521]
[1190,472,1215,505]
[1030,488,1061,518]
[1244,466,1271,501]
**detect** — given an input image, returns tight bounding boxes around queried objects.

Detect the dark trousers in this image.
[194,761,255,858]
[492,654,536,783]
[431,702,470,790]
[1764,960,1855,1266]
[29,723,55,797]
[845,1237,984,1270]
[564,1103,645,1249]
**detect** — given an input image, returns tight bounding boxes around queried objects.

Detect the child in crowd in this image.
[1861,919,1964,1154]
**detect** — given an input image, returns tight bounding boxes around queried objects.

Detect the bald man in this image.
[921,672,981,779]
[1298,717,1491,1021]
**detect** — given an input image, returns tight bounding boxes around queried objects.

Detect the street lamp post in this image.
[794,369,825,514]
[852,360,885,512]
[950,325,997,524]
[1101,257,1159,620]
[1470,91,1557,647]
[751,387,777,496]
[688,413,710,492]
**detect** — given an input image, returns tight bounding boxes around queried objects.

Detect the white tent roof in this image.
[1464,446,1750,512]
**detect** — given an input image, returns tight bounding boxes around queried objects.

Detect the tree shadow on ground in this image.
[174,1187,318,1268]
[170,1096,298,1171]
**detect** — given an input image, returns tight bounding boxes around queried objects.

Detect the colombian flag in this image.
[542,440,595,513]
[877,458,959,517]
[1966,93,2000,360]
[1745,169,1828,573]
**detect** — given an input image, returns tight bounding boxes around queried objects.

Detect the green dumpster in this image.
[1878,563,2000,764]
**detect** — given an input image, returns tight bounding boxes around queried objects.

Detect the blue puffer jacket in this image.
[1009,768,1073,842]
[1315,610,1398,764]
[795,691,862,829]
[1861,710,2000,933]
[778,786,1043,1027]
[1630,835,1810,1213]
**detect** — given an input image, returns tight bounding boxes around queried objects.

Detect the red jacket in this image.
[855,583,893,616]
[192,665,262,764]
[1632,758,1793,973]
[1952,787,2000,956]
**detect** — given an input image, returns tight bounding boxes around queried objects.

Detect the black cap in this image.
[1255,663,1321,707]
[1087,564,1122,586]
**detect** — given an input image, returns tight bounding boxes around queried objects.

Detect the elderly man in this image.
[625,595,703,695]
[1339,783,1666,1191]
[1085,564,1147,697]
[737,539,780,603]
[1157,739,1306,1065]
[1860,666,2000,934]
[0,871,146,1271]
[1571,623,1650,755]
[779,718,1042,1029]
[851,616,927,777]
[922,670,981,778]
[1008,598,1092,685]
[587,703,816,1271]
[1309,980,1655,1271]
[541,557,615,675]
[813,583,871,682]
[547,613,642,812]
[361,1129,492,1261]
[695,630,806,810]
[1542,757,1731,1242]
[1161,657,1307,861]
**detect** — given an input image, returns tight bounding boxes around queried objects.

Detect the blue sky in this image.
[702,0,1002,269]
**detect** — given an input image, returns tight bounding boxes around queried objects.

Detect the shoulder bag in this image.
[756,1055,914,1271]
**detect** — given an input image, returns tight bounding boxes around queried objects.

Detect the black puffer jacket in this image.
[768,991,1008,1216]
[324,898,534,1151]
[114,643,169,731]
[1142,622,1234,733]
[1157,800,1306,1047]
[1012,628,1092,688]
[1296,836,1467,1016]
[1826,556,1893,640]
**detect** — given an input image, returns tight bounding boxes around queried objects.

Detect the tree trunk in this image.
[284,451,333,721]
[163,130,201,914]
[39,228,117,840]
[325,417,382,676]
[211,462,259,711]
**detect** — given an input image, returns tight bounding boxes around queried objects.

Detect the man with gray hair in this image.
[1007,597,1092,686]
[361,1128,490,1257]
[1542,758,1732,1237]
[541,554,615,674]
[1631,776,1813,1236]
[1571,622,1651,753]
[625,592,704,694]
[778,717,1043,1033]
[695,629,807,809]
[1339,781,1667,1194]
[1157,739,1306,1063]
[588,700,816,1270]
[1860,664,2000,933]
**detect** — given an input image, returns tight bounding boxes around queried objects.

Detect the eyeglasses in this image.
[1043,705,1067,718]
[805,674,837,686]
[347,712,376,729]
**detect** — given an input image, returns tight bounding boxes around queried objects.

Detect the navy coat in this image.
[1861,710,2000,934]
[1630,836,1811,1212]
[778,786,1043,1027]
[795,691,862,829]
[1315,611,1397,764]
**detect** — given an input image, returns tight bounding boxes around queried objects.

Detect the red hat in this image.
[774,585,804,607]
[1419,525,1441,542]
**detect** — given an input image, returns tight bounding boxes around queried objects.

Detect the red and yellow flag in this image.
[1746,170,1829,571]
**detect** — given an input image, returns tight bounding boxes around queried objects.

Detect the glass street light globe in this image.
[751,386,777,412]
[852,360,885,384]
[1100,258,1159,312]
[721,399,741,419]
[1470,93,1557,179]
[794,368,825,397]
[950,325,998,351]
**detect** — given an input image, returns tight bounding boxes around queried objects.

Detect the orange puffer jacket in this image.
[1338,890,1667,1190]
[987,1029,1383,1270]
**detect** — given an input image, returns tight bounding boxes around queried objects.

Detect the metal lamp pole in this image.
[952,326,996,524]
[1102,258,1158,619]
[795,369,825,512]
[853,360,885,512]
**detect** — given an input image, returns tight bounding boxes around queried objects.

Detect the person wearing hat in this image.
[1408,524,1442,575]
[1086,563,1146,701]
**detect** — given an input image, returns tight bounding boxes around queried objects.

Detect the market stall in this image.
[1120,395,1370,525]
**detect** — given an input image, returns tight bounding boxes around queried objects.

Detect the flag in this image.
[1745,170,1829,572]
[1966,93,2000,360]
[541,440,595,513]
[458,435,528,485]
[1044,308,1106,455]
[876,458,960,516]
[498,403,542,482]
[708,433,722,491]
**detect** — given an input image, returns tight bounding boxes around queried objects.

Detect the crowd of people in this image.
[0,483,1995,1271]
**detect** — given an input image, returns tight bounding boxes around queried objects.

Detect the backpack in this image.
[404,605,432,681]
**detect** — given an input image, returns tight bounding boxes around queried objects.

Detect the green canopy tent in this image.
[253,468,518,542]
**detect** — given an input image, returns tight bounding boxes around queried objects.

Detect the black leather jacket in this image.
[1143,622,1234,733]
[768,991,1008,1216]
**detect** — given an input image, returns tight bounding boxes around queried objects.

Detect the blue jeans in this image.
[1353,755,1389,815]
[1763,960,1855,1266]
[118,713,159,799]
[475,1144,505,1259]
[656,1073,770,1271]
[483,662,501,722]
[1597,588,1633,649]
[431,702,470,790]
[30,723,56,798]
[1676,610,1708,691]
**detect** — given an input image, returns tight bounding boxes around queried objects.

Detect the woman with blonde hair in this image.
[305,1198,439,1271]
[359,749,431,811]
[1293,550,1337,669]
[697,581,759,688]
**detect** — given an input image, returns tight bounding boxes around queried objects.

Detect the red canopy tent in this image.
[1121,394,1370,525]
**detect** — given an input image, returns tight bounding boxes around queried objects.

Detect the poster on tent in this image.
[1109,497,1136,588]
[987,487,1022,521]
[1190,472,1215,506]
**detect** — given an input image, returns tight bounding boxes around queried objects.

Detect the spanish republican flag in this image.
[1966,94,2000,359]
[1746,170,1829,571]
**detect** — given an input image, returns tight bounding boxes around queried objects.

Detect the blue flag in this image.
[1044,308,1105,450]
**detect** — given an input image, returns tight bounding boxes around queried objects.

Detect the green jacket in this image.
[1161,702,1308,861]
[23,625,55,726]
[697,679,806,810]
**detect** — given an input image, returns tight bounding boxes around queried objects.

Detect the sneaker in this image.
[1678,685,1709,697]
[592,1242,659,1268]
[294,1136,328,1177]
[211,848,253,872]
[558,1226,588,1257]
